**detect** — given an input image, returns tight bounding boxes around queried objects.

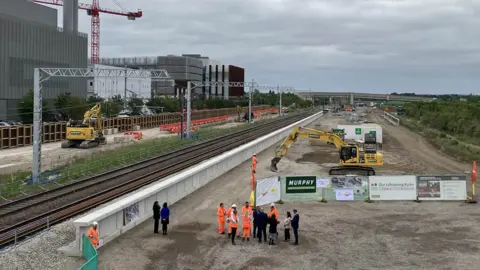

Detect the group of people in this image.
[217,201,300,245]
[152,201,170,235]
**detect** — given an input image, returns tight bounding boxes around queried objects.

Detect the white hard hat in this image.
[232,204,237,208]
[92,221,98,226]
[253,153,256,156]
[270,203,275,207]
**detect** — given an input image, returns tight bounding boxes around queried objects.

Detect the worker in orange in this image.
[241,202,253,241]
[217,203,226,235]
[229,209,239,245]
[86,221,99,249]
[226,204,239,237]
[251,154,257,173]
[268,203,279,222]
[250,171,256,191]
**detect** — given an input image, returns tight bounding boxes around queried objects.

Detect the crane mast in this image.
[32,0,142,64]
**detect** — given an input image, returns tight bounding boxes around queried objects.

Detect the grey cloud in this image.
[45,0,480,93]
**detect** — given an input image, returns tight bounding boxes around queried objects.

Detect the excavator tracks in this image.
[328,166,376,176]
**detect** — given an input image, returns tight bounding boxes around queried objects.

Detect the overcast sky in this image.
[41,0,480,94]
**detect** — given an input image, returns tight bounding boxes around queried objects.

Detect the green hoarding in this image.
[285,176,316,193]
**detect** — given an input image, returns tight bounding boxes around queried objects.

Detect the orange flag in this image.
[472,161,477,184]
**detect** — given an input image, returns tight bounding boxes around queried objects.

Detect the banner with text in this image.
[369,175,417,200]
[255,176,281,206]
[417,175,467,200]
[280,176,323,201]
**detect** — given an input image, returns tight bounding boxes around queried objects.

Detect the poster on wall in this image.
[417,175,467,200]
[255,176,281,206]
[335,189,354,200]
[330,175,368,195]
[369,175,417,200]
[316,178,330,188]
[285,176,317,194]
[124,202,140,225]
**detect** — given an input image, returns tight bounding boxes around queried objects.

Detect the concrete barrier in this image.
[60,111,323,256]
[382,111,400,126]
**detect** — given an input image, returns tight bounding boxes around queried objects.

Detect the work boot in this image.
[247,238,250,242]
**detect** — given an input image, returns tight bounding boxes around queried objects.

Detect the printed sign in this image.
[355,128,362,135]
[369,175,417,200]
[285,176,316,194]
[331,175,368,195]
[335,189,354,200]
[417,175,467,200]
[316,178,330,188]
[124,202,139,225]
[255,177,281,206]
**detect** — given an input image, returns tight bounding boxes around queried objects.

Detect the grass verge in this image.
[0,113,299,198]
[399,117,480,163]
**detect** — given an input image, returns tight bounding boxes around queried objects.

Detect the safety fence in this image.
[383,111,400,126]
[0,106,270,149]
[255,174,471,206]
[78,235,98,270]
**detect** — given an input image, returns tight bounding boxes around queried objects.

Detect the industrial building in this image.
[0,0,88,121]
[100,54,246,99]
[100,55,204,96]
[87,64,152,100]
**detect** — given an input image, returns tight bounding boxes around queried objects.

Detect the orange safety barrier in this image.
[124,131,143,140]
[160,115,229,133]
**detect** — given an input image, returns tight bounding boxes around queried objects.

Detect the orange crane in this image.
[34,0,142,64]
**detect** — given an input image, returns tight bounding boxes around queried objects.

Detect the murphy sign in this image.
[285,176,316,193]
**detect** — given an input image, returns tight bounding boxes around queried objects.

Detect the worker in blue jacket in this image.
[252,207,258,237]
[291,209,300,245]
[255,207,268,243]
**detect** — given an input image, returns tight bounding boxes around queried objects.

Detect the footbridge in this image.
[297,91,435,103]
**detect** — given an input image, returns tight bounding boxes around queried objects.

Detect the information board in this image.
[369,175,417,200]
[417,175,467,200]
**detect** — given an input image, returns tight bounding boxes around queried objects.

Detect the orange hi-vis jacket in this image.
[268,208,279,221]
[86,227,99,248]
[241,206,252,228]
[217,206,226,222]
[226,207,232,219]
[252,156,257,171]
[229,213,239,228]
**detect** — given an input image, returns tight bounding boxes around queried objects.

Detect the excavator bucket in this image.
[270,157,281,172]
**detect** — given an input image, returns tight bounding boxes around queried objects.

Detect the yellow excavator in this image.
[61,103,106,149]
[270,126,383,175]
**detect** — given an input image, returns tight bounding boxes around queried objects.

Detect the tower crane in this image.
[33,0,142,64]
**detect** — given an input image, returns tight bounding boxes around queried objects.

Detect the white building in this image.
[86,64,152,100]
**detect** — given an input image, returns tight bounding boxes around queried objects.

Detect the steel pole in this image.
[248,79,254,123]
[32,68,42,183]
[186,82,192,139]
[278,85,282,116]
[123,66,128,110]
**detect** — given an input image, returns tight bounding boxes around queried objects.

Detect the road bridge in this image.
[296,91,435,104]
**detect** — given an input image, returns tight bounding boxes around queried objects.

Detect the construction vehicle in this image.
[61,103,106,149]
[270,126,383,175]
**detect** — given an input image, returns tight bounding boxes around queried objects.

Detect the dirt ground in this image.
[91,111,480,270]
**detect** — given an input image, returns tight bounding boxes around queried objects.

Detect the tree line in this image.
[17,90,312,123]
[403,100,480,144]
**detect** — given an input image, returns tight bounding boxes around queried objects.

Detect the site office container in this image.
[336,124,383,144]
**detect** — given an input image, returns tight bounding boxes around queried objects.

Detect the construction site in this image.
[0,1,478,270]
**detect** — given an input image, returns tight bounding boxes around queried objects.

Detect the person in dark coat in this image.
[291,209,300,245]
[152,201,160,234]
[256,207,268,243]
[268,214,279,245]
[161,202,170,235]
[252,207,258,237]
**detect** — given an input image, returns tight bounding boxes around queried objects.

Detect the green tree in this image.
[17,90,49,123]
[54,92,89,120]
[128,94,144,115]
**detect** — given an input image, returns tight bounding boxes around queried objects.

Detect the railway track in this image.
[0,112,314,247]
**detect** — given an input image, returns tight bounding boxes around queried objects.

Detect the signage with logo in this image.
[70,131,81,135]
[285,176,316,194]
[417,175,467,201]
[335,189,354,200]
[369,175,417,200]
[355,128,362,135]
[308,134,320,139]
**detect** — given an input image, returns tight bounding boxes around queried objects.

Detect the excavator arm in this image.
[270,126,348,171]
[83,103,103,132]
